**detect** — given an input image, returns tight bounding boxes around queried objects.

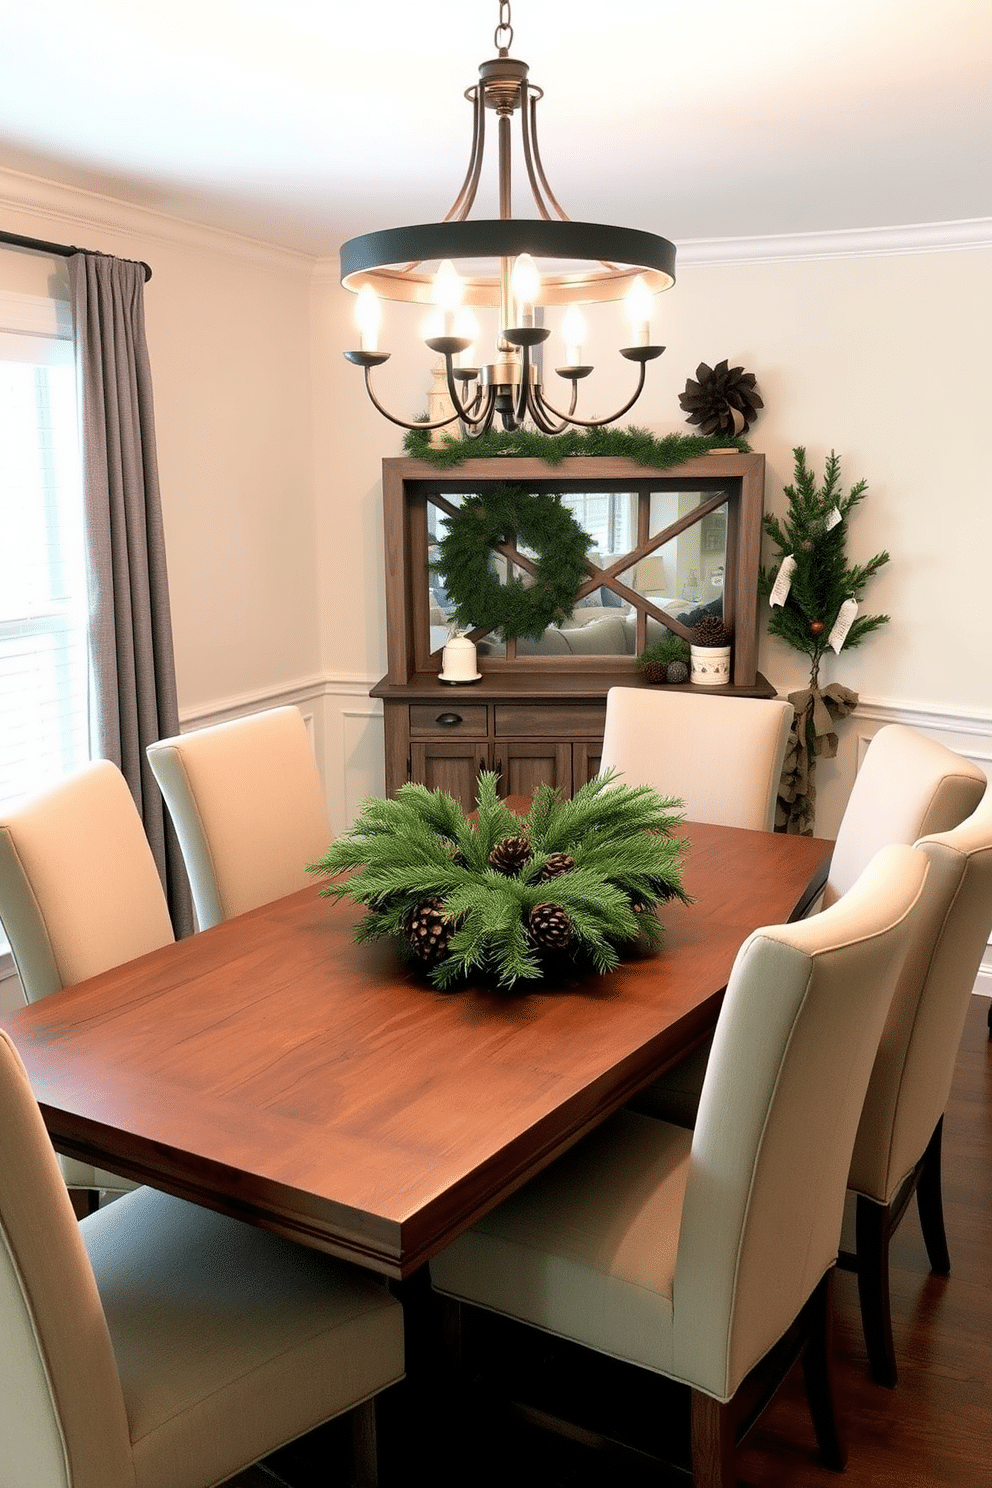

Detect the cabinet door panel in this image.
[500,743,572,800]
[410,742,491,812]
[573,742,603,790]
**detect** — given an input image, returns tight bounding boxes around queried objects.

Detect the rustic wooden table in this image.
[2,821,830,1278]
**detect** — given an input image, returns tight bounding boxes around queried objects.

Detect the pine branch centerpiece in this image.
[308,773,690,991]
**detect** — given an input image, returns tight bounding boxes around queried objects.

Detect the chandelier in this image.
[340,1,676,437]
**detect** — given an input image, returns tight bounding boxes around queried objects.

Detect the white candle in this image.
[355,285,381,353]
[624,274,653,348]
[510,253,540,329]
[561,304,587,366]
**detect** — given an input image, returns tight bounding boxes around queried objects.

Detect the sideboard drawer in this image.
[494,704,607,737]
[409,704,488,739]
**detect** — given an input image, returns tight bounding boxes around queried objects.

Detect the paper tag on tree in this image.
[825,507,842,531]
[829,598,858,653]
[769,554,797,607]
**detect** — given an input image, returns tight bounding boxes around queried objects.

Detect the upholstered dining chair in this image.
[0,1027,403,1488]
[147,705,332,930]
[837,786,992,1385]
[0,760,176,1213]
[599,687,793,831]
[821,723,986,909]
[632,722,987,1126]
[431,844,929,1488]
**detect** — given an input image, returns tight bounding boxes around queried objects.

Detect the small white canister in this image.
[439,633,481,685]
[689,644,731,686]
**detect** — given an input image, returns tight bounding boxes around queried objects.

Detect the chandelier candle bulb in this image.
[433,259,464,338]
[511,253,540,328]
[454,308,479,368]
[355,285,381,353]
[562,304,587,367]
[625,274,653,348]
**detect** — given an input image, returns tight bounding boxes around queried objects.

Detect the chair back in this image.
[849,788,992,1203]
[673,843,928,1400]
[0,761,175,1004]
[0,1030,133,1488]
[600,688,793,831]
[823,724,985,908]
[147,706,332,928]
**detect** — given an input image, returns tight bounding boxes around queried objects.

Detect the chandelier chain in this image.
[495,1,513,54]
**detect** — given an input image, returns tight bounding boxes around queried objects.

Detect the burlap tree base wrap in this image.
[776,683,859,835]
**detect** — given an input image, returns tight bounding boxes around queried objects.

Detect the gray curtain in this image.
[68,252,193,938]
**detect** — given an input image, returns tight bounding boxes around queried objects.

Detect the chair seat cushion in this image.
[82,1189,403,1488]
[431,1110,692,1378]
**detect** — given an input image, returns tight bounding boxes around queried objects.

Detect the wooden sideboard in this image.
[370,453,774,810]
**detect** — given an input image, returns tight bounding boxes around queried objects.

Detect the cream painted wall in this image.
[0,171,320,716]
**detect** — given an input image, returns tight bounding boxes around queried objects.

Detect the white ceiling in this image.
[0,0,989,259]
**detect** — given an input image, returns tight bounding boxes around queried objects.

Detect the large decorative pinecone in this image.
[679,359,763,436]
[691,614,731,648]
[642,660,667,684]
[538,852,576,881]
[489,835,532,875]
[405,897,452,966]
[528,902,573,949]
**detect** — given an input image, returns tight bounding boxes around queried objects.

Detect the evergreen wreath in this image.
[308,771,690,991]
[403,423,749,469]
[435,484,592,641]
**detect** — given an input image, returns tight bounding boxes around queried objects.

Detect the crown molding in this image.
[0,166,315,279]
[677,218,992,268]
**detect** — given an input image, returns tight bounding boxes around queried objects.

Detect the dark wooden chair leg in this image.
[350,1398,379,1488]
[68,1187,100,1220]
[916,1117,951,1275]
[690,1390,737,1488]
[854,1193,898,1388]
[801,1272,846,1470]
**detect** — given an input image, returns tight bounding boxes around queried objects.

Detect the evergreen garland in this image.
[435,484,592,640]
[403,423,749,469]
[759,448,890,688]
[308,772,690,991]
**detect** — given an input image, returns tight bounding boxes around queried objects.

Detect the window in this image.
[0,263,90,960]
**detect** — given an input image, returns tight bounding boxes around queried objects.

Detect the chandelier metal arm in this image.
[530,358,653,430]
[360,366,464,432]
[522,88,569,222]
[444,86,486,223]
[430,350,503,436]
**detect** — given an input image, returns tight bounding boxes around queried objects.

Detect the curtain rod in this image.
[0,229,152,281]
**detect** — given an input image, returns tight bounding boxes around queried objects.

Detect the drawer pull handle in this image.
[435,712,464,727]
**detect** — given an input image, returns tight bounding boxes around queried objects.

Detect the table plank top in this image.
[1,822,830,1278]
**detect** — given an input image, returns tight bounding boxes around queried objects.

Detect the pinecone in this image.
[489,835,532,875]
[405,897,452,966]
[538,852,576,881]
[666,660,689,685]
[528,902,573,949]
[642,660,667,684]
[691,614,731,648]
[678,359,763,436]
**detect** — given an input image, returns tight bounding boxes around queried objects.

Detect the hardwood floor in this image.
[235,994,992,1488]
